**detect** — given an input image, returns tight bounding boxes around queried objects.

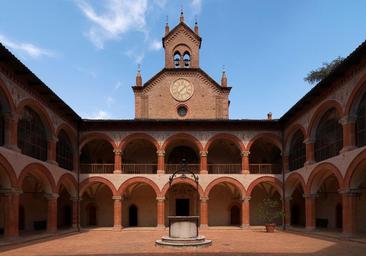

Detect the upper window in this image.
[17,107,48,161]
[356,93,366,147]
[314,109,343,162]
[174,52,181,68]
[288,130,306,171]
[56,130,73,171]
[183,52,191,68]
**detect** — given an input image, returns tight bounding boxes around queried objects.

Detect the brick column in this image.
[284,196,292,228]
[113,196,122,230]
[304,138,315,166]
[156,197,165,228]
[304,193,317,230]
[157,150,165,174]
[340,189,360,236]
[113,149,122,174]
[199,151,208,174]
[241,196,250,228]
[46,193,59,233]
[3,113,20,152]
[282,154,289,173]
[47,136,58,165]
[2,189,21,238]
[241,151,250,174]
[71,197,79,229]
[200,197,208,228]
[340,115,357,153]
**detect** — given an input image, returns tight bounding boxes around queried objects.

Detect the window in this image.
[56,130,73,171]
[174,52,181,68]
[356,93,366,147]
[183,52,191,68]
[288,130,306,171]
[17,107,48,161]
[177,105,188,117]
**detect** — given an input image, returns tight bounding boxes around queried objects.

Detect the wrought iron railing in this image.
[249,163,282,174]
[165,164,200,174]
[80,163,114,174]
[122,164,157,174]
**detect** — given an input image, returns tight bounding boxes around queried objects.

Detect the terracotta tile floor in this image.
[1,229,366,256]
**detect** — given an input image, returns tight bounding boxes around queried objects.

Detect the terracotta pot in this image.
[265,223,276,233]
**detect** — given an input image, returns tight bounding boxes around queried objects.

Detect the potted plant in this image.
[257,197,283,232]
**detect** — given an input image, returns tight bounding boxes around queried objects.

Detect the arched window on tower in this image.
[288,130,306,171]
[174,51,181,68]
[356,93,366,147]
[17,107,48,161]
[56,130,74,171]
[183,52,191,68]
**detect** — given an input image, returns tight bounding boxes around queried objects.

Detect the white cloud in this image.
[0,34,55,59]
[191,0,202,14]
[149,39,162,51]
[105,96,115,107]
[115,81,122,89]
[125,48,144,63]
[88,110,111,119]
[77,0,148,49]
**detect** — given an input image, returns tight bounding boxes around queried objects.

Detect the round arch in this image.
[284,124,307,154]
[56,173,77,197]
[247,176,283,197]
[204,177,246,198]
[0,77,16,113]
[118,177,160,196]
[307,100,344,139]
[345,73,366,115]
[204,133,245,152]
[55,123,77,143]
[306,162,344,194]
[246,133,282,152]
[79,177,117,196]
[344,148,366,188]
[18,163,56,193]
[79,132,117,150]
[16,98,55,138]
[119,133,160,151]
[0,153,18,188]
[285,172,307,196]
[162,133,203,152]
[160,177,204,198]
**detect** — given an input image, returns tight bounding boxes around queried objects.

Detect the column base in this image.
[305,226,315,231]
[113,225,122,231]
[113,170,122,174]
[46,160,58,165]
[47,228,57,234]
[241,170,250,174]
[200,224,208,229]
[157,224,165,229]
[341,232,355,238]
[157,170,165,174]
[304,161,315,166]
[240,224,250,229]
[340,146,357,154]
[4,144,21,152]
[200,170,208,174]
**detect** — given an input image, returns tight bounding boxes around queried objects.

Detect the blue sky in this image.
[1,0,365,119]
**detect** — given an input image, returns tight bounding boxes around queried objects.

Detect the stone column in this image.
[340,189,360,236]
[282,154,289,173]
[284,196,292,228]
[113,196,122,230]
[47,136,58,165]
[113,149,122,174]
[200,151,208,174]
[3,113,20,152]
[200,197,208,228]
[46,193,59,233]
[2,189,21,238]
[157,150,165,174]
[156,197,165,228]
[304,193,317,230]
[71,197,79,229]
[340,115,357,153]
[304,138,315,165]
[241,151,250,174]
[241,196,250,228]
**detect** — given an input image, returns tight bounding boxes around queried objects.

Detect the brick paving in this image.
[1,229,366,256]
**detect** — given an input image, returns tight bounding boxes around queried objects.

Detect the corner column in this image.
[113,196,122,230]
[157,150,165,174]
[304,193,317,230]
[340,189,360,236]
[3,113,20,152]
[304,138,315,165]
[284,196,292,228]
[200,151,208,174]
[156,197,165,228]
[241,196,250,228]
[113,149,122,174]
[46,193,59,233]
[2,189,21,238]
[200,197,208,228]
[340,115,357,152]
[71,197,79,229]
[241,151,250,174]
[47,136,58,165]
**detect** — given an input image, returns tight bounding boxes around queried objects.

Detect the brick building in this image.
[0,13,366,239]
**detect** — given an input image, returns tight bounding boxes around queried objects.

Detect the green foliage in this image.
[257,197,283,224]
[304,56,344,84]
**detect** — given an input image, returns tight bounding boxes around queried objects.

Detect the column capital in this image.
[3,112,19,121]
[285,196,293,201]
[241,150,250,157]
[303,138,315,144]
[0,187,22,196]
[156,150,165,157]
[45,193,59,200]
[241,196,251,202]
[112,195,122,201]
[70,196,80,202]
[338,188,361,196]
[339,114,357,125]
[200,196,209,202]
[48,135,58,143]
[113,149,122,155]
[156,196,165,202]
[199,151,208,157]
[303,193,318,199]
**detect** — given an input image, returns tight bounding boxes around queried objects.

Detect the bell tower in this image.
[163,11,202,69]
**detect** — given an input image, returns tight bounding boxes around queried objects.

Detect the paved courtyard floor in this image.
[1,229,366,256]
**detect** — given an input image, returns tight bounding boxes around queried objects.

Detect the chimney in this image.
[267,112,272,120]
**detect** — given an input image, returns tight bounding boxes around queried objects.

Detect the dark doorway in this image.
[336,203,343,229]
[291,205,300,226]
[230,205,240,225]
[19,206,25,230]
[87,205,97,226]
[129,205,138,226]
[176,199,189,216]
[63,205,72,227]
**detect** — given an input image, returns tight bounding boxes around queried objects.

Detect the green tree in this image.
[304,56,344,84]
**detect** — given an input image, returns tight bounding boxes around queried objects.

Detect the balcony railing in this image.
[122,164,157,174]
[80,163,114,174]
[165,164,200,174]
[249,163,282,174]
[208,164,241,174]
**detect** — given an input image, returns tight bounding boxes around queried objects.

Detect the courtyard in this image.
[0,229,366,256]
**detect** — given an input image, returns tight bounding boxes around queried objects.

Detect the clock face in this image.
[170,79,194,101]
